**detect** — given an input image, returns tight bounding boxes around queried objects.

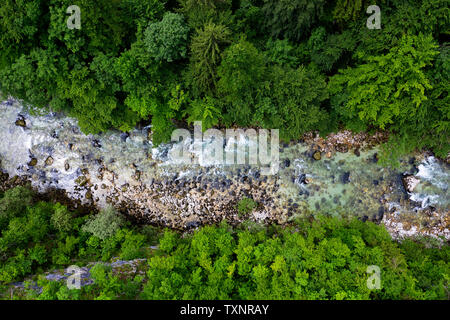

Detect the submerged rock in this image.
[297,174,307,184]
[341,172,351,184]
[313,151,321,161]
[281,159,291,169]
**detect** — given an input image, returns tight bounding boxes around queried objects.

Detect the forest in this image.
[0,0,448,162]
[0,186,448,300]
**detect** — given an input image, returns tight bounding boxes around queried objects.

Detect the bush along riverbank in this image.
[0,186,448,300]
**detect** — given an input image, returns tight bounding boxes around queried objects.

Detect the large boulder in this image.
[15,117,26,127]
[402,174,420,193]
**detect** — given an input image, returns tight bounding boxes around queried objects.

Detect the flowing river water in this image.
[0,98,448,240]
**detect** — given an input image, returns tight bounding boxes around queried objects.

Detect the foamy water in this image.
[0,98,448,238]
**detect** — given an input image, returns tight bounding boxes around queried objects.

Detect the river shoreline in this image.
[1,98,448,241]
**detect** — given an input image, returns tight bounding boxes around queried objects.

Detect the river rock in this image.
[15,118,26,127]
[133,171,141,181]
[341,172,351,184]
[282,159,291,169]
[297,174,307,184]
[313,151,321,161]
[402,174,420,193]
[336,143,349,153]
[45,156,54,166]
[75,175,88,187]
[28,158,38,166]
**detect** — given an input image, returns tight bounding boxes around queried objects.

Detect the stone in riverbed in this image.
[75,175,88,187]
[185,220,200,229]
[133,171,141,181]
[336,143,349,153]
[28,158,38,167]
[402,174,420,193]
[341,172,351,184]
[377,206,384,220]
[281,159,291,169]
[313,151,321,161]
[45,156,54,166]
[297,173,307,184]
[15,118,26,127]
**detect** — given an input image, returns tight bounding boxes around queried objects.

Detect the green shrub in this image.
[50,203,72,233]
[236,198,258,216]
[0,186,33,231]
[81,207,125,241]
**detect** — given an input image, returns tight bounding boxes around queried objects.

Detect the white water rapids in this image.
[0,98,448,240]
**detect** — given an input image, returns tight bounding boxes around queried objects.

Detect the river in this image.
[0,98,448,240]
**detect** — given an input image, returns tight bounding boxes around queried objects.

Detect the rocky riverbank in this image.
[1,98,449,241]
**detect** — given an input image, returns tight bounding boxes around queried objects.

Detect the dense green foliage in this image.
[236,197,258,216]
[0,187,448,300]
[144,12,189,62]
[81,206,125,240]
[0,187,158,284]
[0,0,447,162]
[141,220,449,300]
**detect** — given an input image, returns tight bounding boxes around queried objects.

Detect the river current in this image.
[0,98,448,240]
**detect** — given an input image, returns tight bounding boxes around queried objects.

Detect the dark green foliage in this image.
[218,37,267,126]
[233,1,265,40]
[186,21,232,96]
[265,38,301,68]
[178,0,233,29]
[0,0,44,69]
[121,0,167,32]
[262,64,329,140]
[262,0,326,41]
[0,0,448,169]
[0,186,33,230]
[308,28,357,73]
[333,0,386,24]
[330,34,439,130]
[144,12,190,62]
[0,187,154,285]
[184,96,222,130]
[329,34,449,163]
